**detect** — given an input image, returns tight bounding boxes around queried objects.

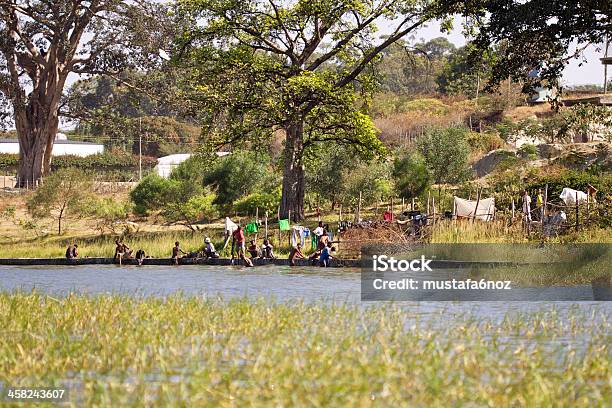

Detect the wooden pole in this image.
[277,205,281,248]
[255,207,259,241]
[288,209,291,249]
[543,184,548,219]
[587,193,590,224]
[427,191,431,216]
[411,198,415,211]
[357,190,362,223]
[511,197,515,221]
[432,197,436,226]
[265,211,268,239]
[472,188,481,223]
[543,184,548,232]
[575,191,579,231]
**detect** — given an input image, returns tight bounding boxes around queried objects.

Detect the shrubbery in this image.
[417,126,472,184]
[393,151,431,199]
[130,173,218,230]
[0,152,156,175]
[466,131,505,154]
[233,189,282,215]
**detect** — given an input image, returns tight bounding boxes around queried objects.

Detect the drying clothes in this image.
[383,211,394,221]
[245,222,258,234]
[291,226,306,247]
[311,234,319,250]
[559,188,589,206]
[279,219,290,231]
[225,217,238,234]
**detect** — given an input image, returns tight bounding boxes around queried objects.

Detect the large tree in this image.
[0,0,171,186]
[176,0,463,221]
[457,0,611,96]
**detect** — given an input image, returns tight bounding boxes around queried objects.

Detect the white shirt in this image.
[313,226,324,237]
[522,195,531,213]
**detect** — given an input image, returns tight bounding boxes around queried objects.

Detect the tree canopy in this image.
[457,0,611,95]
[0,0,173,185]
[175,0,464,220]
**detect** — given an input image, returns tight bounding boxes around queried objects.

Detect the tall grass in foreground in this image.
[0,293,609,407]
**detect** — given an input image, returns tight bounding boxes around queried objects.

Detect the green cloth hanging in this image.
[279,219,290,231]
[311,234,319,250]
[245,222,258,233]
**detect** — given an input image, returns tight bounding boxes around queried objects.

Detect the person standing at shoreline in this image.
[172,241,186,265]
[232,225,246,260]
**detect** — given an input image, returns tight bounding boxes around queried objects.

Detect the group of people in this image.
[114,239,148,265]
[521,189,545,223]
[65,220,338,267]
[230,224,274,267]
[231,220,336,267]
[286,221,336,267]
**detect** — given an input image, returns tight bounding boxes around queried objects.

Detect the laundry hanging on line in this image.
[279,219,290,231]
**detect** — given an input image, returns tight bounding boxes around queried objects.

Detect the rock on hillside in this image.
[472,149,516,177]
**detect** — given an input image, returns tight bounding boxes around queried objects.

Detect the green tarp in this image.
[245,222,258,233]
[279,219,290,231]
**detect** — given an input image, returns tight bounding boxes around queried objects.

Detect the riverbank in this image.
[0,293,609,406]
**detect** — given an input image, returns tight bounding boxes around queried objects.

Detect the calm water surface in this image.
[0,264,609,321]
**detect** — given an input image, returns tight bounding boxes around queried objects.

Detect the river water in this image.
[0,264,609,322]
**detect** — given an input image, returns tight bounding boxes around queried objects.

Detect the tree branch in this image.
[336,16,426,88]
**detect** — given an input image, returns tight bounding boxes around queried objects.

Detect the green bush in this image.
[27,168,95,235]
[417,127,472,184]
[393,151,431,199]
[182,194,219,224]
[340,161,394,207]
[518,144,537,159]
[129,174,172,216]
[233,189,281,215]
[201,151,276,208]
[92,197,133,234]
[525,170,611,203]
[466,131,505,154]
[0,152,156,175]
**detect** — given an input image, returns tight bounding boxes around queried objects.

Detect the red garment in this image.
[232,228,245,243]
[383,211,394,221]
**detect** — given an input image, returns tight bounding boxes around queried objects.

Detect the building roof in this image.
[0,138,103,146]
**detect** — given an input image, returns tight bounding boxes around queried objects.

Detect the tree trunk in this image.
[280,120,305,221]
[14,71,64,188]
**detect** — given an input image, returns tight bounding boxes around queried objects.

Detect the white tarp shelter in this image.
[559,188,589,206]
[0,137,103,157]
[453,196,495,221]
[155,152,231,178]
[155,154,192,178]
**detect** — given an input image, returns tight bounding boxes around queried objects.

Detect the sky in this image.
[63,15,609,92]
[391,18,608,87]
